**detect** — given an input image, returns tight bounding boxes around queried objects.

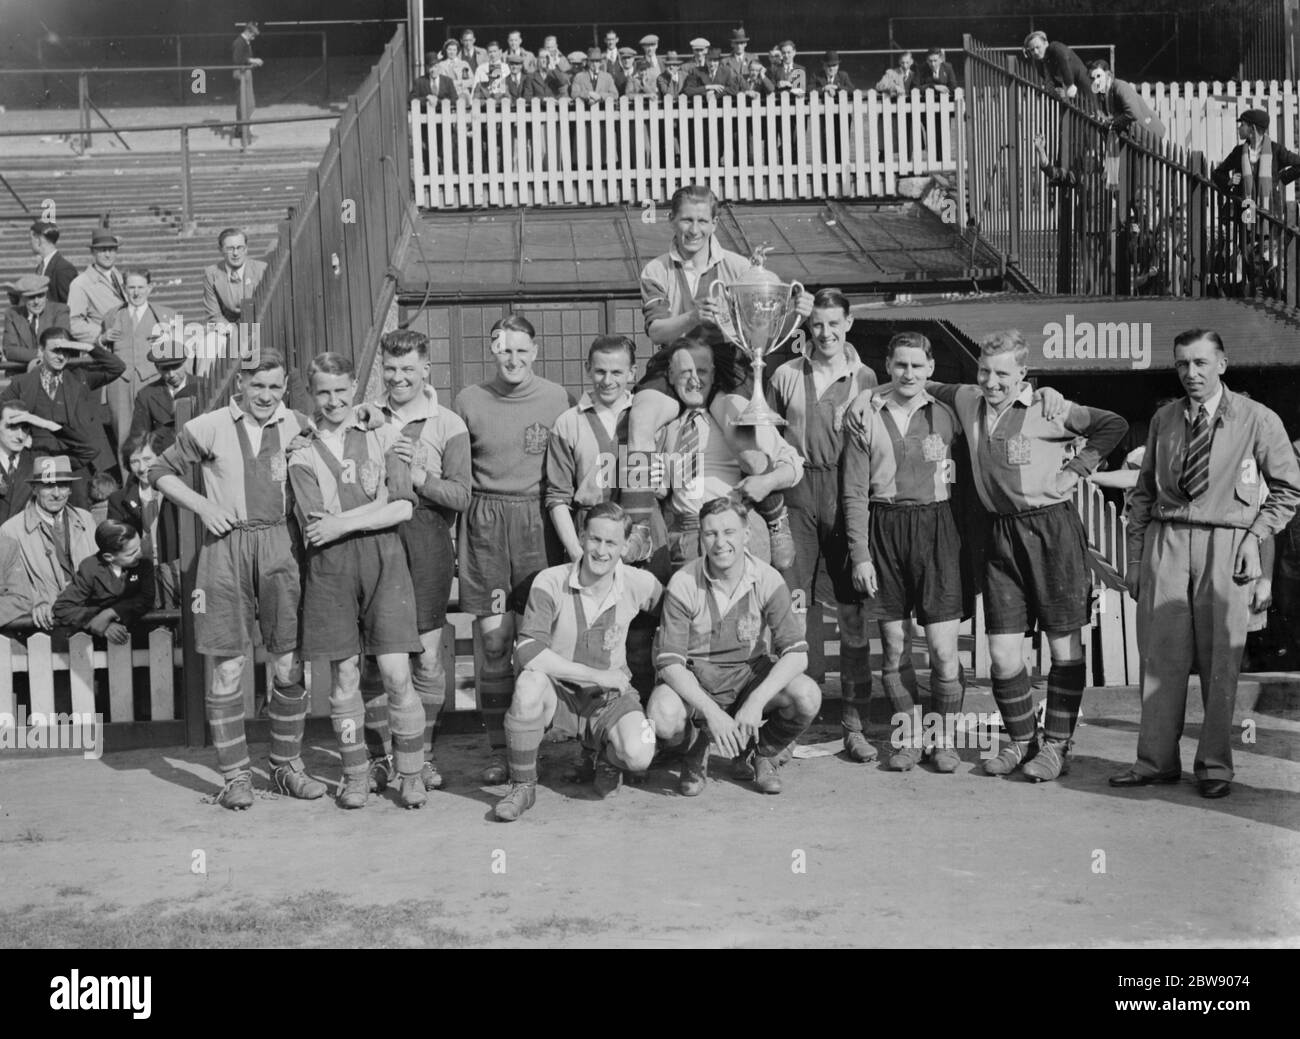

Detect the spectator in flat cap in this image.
[503,52,563,99]
[411,50,459,102]
[612,47,638,92]
[1088,60,1165,139]
[571,48,618,101]
[3,275,69,368]
[1212,107,1300,250]
[29,222,77,305]
[640,35,662,78]
[685,47,739,97]
[67,230,126,346]
[721,28,751,79]
[689,38,711,70]
[813,50,855,94]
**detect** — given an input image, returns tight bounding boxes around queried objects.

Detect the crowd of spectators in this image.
[0,222,266,631]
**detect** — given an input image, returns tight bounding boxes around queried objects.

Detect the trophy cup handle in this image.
[772,280,806,351]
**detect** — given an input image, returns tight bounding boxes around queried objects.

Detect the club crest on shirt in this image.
[736,610,762,644]
[602,624,624,652]
[523,422,550,455]
[269,451,288,482]
[411,438,432,469]
[359,458,383,497]
[1005,433,1032,466]
[921,433,947,463]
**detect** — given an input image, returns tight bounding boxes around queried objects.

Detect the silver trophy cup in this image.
[709,275,804,426]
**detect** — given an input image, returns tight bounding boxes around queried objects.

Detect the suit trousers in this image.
[1135,521,1251,781]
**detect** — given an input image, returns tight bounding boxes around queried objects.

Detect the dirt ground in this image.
[0,683,1297,949]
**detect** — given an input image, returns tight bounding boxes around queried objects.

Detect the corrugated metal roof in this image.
[851,294,1300,370]
[399,201,1003,301]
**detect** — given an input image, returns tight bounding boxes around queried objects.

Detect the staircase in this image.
[1,145,324,318]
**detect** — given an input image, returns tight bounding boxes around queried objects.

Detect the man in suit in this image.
[612,48,639,94]
[1024,30,1093,111]
[813,51,855,95]
[459,28,489,74]
[721,28,751,80]
[411,51,458,102]
[0,454,98,631]
[96,269,178,451]
[1114,330,1300,799]
[0,401,96,525]
[0,326,124,504]
[639,35,662,79]
[1087,60,1165,138]
[570,48,617,101]
[917,48,958,93]
[684,48,739,98]
[657,52,687,99]
[29,221,78,305]
[773,41,808,96]
[202,227,266,326]
[128,351,196,443]
[2,274,69,367]
[503,31,536,74]
[66,230,127,345]
[232,20,263,148]
[504,53,564,99]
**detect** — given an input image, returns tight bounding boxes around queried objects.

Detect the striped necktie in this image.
[1178,403,1212,500]
[677,408,706,484]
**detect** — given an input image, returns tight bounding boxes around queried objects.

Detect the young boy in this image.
[287,352,427,809]
[109,430,181,608]
[360,330,471,795]
[493,502,662,821]
[150,352,325,809]
[53,518,155,641]
[625,184,812,566]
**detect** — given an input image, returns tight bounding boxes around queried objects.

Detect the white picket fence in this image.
[1139,80,1300,201]
[411,90,964,208]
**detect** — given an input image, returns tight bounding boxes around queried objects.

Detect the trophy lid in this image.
[734,244,784,286]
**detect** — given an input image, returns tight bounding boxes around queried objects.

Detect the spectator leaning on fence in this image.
[876,52,916,97]
[2,273,69,367]
[571,48,617,101]
[690,38,711,71]
[411,51,458,103]
[917,47,957,93]
[684,48,739,98]
[1087,60,1165,139]
[640,35,662,78]
[657,52,686,98]
[1023,30,1093,110]
[813,51,854,95]
[741,58,775,99]
[773,41,807,96]
[29,221,77,306]
[52,518,154,644]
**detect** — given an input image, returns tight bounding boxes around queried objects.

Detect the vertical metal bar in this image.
[78,73,91,153]
[180,127,194,232]
[176,35,184,103]
[1005,56,1021,266]
[321,31,330,102]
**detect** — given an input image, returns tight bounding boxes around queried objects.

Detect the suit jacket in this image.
[2,301,70,366]
[108,477,180,564]
[1039,42,1093,108]
[0,347,126,476]
[128,376,198,443]
[37,251,78,305]
[570,70,618,101]
[684,65,740,97]
[772,64,808,93]
[656,71,687,98]
[99,301,178,384]
[813,69,856,93]
[504,70,564,100]
[410,73,458,103]
[202,259,267,324]
[67,265,127,344]
[462,45,489,73]
[0,428,98,526]
[739,71,776,97]
[53,555,155,631]
[0,501,97,626]
[720,54,751,80]
[917,63,958,92]
[1098,78,1166,139]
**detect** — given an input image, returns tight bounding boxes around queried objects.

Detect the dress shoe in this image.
[1108,768,1180,788]
[1198,779,1231,799]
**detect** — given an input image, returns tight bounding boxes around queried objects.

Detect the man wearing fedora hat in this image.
[410,50,459,103]
[67,230,127,346]
[570,47,617,101]
[232,21,263,149]
[0,402,96,525]
[29,221,77,305]
[1,326,124,506]
[813,51,855,94]
[2,274,69,368]
[0,454,97,631]
[656,51,687,98]
[721,28,751,80]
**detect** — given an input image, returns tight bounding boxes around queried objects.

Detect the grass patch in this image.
[0,892,472,948]
[509,913,608,941]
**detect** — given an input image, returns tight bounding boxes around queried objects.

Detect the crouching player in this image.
[647,495,819,795]
[493,502,663,822]
[288,353,427,809]
[841,332,966,771]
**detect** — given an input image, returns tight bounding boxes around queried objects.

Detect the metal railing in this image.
[962,33,1300,310]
